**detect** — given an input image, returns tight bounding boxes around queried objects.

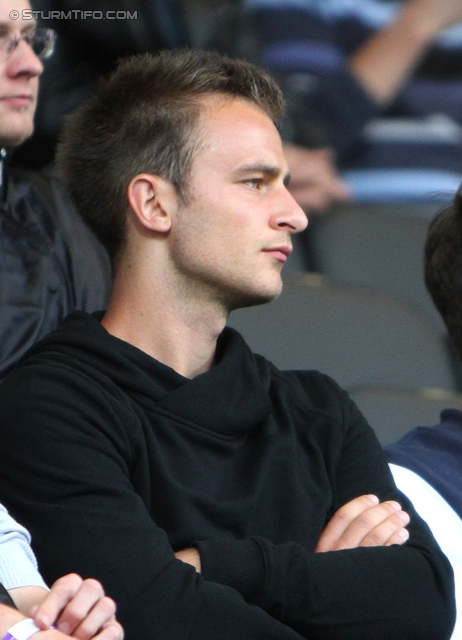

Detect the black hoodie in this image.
[0,311,455,640]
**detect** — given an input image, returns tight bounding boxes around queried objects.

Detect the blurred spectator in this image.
[0,0,110,379]
[385,185,462,639]
[243,0,462,204]
[13,0,189,169]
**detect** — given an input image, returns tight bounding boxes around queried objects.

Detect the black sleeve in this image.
[196,375,456,640]
[0,364,304,640]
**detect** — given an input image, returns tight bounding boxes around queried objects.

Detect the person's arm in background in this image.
[0,505,122,639]
[7,574,122,639]
[257,0,462,210]
[282,144,350,213]
[0,576,123,640]
[349,0,462,106]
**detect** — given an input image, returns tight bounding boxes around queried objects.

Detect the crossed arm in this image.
[175,493,411,571]
[1,574,123,640]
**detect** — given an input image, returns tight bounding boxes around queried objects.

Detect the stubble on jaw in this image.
[0,94,38,147]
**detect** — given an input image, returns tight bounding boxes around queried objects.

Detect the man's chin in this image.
[0,121,34,148]
[225,280,283,312]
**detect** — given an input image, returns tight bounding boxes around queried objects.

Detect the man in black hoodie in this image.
[0,49,455,640]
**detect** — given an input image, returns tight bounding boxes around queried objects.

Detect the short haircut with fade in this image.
[56,49,285,267]
[425,185,462,360]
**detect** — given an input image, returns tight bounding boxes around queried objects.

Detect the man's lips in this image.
[262,245,293,263]
[0,95,34,108]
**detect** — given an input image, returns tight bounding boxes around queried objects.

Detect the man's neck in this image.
[101,260,228,379]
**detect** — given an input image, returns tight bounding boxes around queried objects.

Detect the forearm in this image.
[0,605,63,640]
[7,586,48,616]
[0,604,27,637]
[196,390,455,639]
[198,531,455,640]
[0,606,103,640]
[0,506,47,594]
[349,2,448,106]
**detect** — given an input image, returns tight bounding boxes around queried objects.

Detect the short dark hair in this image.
[425,185,462,360]
[56,49,285,265]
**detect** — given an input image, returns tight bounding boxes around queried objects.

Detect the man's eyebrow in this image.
[235,163,291,185]
[0,21,37,32]
[236,163,279,176]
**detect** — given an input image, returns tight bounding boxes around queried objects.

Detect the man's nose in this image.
[270,187,308,234]
[7,38,44,78]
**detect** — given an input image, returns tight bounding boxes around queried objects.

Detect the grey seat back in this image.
[228,273,456,391]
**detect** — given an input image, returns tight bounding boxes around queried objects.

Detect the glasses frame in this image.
[0,27,56,62]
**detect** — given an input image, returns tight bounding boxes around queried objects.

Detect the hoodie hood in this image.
[25,311,273,437]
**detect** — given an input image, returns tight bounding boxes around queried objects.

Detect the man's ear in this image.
[127,174,177,233]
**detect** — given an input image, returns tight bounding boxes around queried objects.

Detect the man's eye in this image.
[244,178,263,189]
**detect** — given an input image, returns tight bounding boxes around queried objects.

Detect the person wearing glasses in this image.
[0,0,111,381]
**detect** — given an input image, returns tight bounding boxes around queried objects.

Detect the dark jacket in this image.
[0,163,110,379]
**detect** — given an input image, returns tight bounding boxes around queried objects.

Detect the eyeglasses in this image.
[0,28,56,62]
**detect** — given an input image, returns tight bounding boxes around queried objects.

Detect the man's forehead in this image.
[193,96,286,170]
[199,94,274,128]
[197,96,281,146]
[0,2,36,30]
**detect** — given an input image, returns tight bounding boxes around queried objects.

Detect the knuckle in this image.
[99,596,117,616]
[390,513,405,526]
[389,531,409,546]
[332,509,351,524]
[374,502,395,517]
[51,572,82,597]
[110,622,124,640]
[63,573,84,589]
[354,512,374,529]
[364,528,387,546]
[335,495,372,520]
[82,578,105,597]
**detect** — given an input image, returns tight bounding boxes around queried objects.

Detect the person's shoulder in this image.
[0,312,106,388]
[264,359,355,425]
[387,408,462,448]
[225,325,352,421]
[8,164,58,204]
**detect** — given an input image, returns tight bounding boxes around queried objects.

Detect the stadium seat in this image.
[228,273,456,391]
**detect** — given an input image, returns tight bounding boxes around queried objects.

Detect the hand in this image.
[404,0,462,36]
[174,548,201,572]
[283,144,350,213]
[30,574,123,640]
[316,494,410,552]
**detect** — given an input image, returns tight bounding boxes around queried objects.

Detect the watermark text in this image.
[10,9,138,20]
